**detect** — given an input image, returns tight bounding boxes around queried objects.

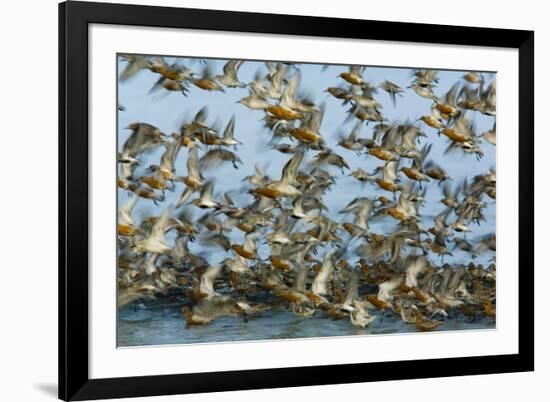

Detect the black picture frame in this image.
[59,1,534,400]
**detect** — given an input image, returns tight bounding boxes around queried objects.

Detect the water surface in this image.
[118,297,496,347]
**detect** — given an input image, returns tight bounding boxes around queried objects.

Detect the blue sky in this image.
[118,56,496,264]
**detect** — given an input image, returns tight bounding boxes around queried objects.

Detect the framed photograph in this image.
[59,1,534,400]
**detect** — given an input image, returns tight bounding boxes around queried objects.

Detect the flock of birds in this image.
[117,55,496,334]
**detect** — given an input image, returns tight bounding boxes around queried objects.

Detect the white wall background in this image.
[0,0,544,401]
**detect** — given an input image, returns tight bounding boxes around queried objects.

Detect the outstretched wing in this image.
[281,151,304,184]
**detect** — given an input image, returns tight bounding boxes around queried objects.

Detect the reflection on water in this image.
[117,297,495,347]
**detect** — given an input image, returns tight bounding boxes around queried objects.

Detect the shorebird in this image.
[453,237,474,254]
[118,152,140,188]
[149,76,189,96]
[254,152,304,199]
[238,93,271,110]
[192,66,225,92]
[220,115,241,148]
[419,109,445,130]
[289,105,324,145]
[441,115,476,143]
[339,65,366,86]
[409,70,438,99]
[128,184,164,204]
[366,125,400,162]
[191,181,220,209]
[350,299,376,328]
[350,168,377,184]
[216,60,246,88]
[200,148,243,170]
[133,205,173,254]
[481,122,496,145]
[182,296,243,326]
[374,160,402,194]
[247,70,269,98]
[150,57,194,81]
[399,145,431,189]
[199,263,224,299]
[176,148,204,207]
[122,123,165,158]
[276,264,316,317]
[340,197,374,237]
[413,305,442,331]
[119,54,153,81]
[434,82,461,119]
[309,148,349,171]
[139,165,171,192]
[118,194,139,236]
[477,79,496,116]
[231,233,259,260]
[311,249,337,297]
[158,139,180,181]
[463,72,482,84]
[337,122,370,153]
[265,63,288,100]
[424,161,451,183]
[440,182,461,210]
[326,86,353,102]
[380,80,404,106]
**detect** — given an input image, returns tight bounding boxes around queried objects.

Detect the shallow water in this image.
[117,297,495,347]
